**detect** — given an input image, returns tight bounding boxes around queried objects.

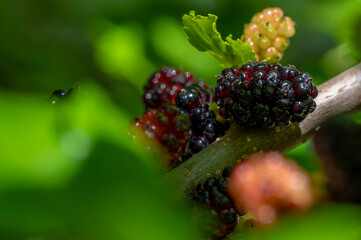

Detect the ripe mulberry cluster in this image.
[176,85,229,159]
[134,67,229,168]
[193,167,243,239]
[133,103,191,168]
[143,66,197,109]
[215,61,318,128]
[241,7,295,63]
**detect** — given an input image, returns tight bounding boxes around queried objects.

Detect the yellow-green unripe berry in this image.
[241,7,295,63]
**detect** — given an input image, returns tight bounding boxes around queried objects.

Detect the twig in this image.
[164,62,361,198]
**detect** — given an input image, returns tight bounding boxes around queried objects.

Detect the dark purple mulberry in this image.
[175,84,213,113]
[143,67,204,109]
[175,85,229,160]
[215,61,318,127]
[193,167,243,239]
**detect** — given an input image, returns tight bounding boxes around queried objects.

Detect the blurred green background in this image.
[0,0,360,239]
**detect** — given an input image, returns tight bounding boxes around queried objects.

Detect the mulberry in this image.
[175,84,213,113]
[241,7,295,63]
[228,152,313,225]
[176,85,229,159]
[215,61,318,128]
[133,103,191,168]
[193,167,243,239]
[143,66,202,109]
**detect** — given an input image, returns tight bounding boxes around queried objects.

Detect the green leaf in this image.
[182,11,256,68]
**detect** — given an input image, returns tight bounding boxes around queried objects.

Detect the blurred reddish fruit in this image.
[228,152,313,225]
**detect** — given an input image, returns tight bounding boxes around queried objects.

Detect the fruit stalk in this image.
[164,62,361,198]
